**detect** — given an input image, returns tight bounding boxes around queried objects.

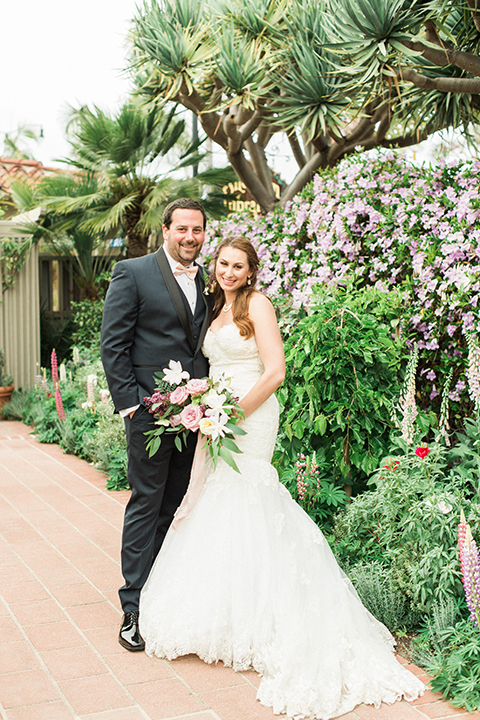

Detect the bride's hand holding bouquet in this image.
[144,360,246,472]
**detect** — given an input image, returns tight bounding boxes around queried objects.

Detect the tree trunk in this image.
[125,205,149,258]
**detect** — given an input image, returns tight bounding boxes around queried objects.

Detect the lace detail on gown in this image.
[139,324,424,719]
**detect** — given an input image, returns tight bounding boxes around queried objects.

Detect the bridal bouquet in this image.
[144,360,246,472]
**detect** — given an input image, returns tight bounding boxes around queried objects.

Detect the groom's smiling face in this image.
[162,209,206,266]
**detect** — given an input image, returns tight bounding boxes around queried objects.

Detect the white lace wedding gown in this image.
[139,324,424,719]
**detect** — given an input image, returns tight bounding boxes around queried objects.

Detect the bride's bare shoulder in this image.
[248,291,276,320]
[248,291,272,310]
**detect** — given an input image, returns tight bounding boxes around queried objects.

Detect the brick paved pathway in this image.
[0,419,478,720]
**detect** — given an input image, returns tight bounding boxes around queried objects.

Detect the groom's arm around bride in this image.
[100,197,212,651]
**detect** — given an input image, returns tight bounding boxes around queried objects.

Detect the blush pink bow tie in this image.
[174,264,198,281]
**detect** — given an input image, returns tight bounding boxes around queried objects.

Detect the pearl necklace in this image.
[223,303,233,313]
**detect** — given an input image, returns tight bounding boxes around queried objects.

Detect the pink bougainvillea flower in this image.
[415,446,430,459]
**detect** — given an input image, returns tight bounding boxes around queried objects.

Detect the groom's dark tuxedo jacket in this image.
[101,247,211,413]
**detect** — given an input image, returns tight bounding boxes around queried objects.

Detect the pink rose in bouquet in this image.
[170,414,182,427]
[185,378,209,396]
[169,385,190,405]
[180,404,204,431]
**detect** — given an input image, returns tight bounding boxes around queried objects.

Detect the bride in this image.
[139,236,424,719]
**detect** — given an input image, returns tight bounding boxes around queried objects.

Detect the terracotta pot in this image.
[0,384,14,411]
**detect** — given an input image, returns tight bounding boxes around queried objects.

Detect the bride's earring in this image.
[247,276,252,286]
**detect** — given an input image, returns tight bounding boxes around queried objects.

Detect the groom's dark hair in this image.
[163,198,207,230]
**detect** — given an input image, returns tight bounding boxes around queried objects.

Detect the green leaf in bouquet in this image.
[219,445,241,473]
[221,436,243,454]
[174,434,183,452]
[146,432,163,458]
[208,439,220,464]
[225,420,247,435]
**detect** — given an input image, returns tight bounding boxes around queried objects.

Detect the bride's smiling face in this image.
[216,247,251,294]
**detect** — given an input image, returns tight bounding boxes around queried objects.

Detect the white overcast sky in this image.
[1,0,138,167]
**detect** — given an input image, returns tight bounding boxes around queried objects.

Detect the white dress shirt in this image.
[119,246,199,418]
[163,245,198,314]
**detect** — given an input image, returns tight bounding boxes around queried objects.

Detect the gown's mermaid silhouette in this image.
[140,324,424,719]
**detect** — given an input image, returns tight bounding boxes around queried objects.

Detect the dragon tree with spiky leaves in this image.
[132,0,480,213]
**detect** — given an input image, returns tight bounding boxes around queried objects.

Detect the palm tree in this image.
[50,99,234,258]
[11,173,116,300]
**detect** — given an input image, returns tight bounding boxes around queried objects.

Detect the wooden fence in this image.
[0,215,40,390]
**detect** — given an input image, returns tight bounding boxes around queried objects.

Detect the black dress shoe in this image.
[119,610,145,651]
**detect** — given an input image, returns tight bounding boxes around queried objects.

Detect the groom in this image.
[101,198,211,651]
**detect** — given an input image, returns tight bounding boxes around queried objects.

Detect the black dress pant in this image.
[119,405,196,611]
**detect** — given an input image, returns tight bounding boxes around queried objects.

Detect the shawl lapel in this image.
[155,247,195,350]
[195,267,213,356]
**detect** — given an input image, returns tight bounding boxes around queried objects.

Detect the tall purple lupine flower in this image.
[51,348,65,422]
[55,387,66,422]
[458,510,480,626]
[51,349,59,386]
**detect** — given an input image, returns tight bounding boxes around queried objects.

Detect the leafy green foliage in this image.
[1,390,29,420]
[19,348,128,491]
[347,561,421,632]
[333,439,480,613]
[275,285,404,491]
[412,600,480,712]
[71,299,104,350]
[282,451,349,529]
[0,348,14,387]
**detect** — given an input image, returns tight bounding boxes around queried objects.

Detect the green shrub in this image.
[347,561,421,632]
[71,299,104,350]
[1,390,30,420]
[333,439,480,613]
[412,600,480,712]
[274,284,405,494]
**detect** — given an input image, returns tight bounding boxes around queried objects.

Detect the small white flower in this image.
[199,413,229,440]
[82,401,93,410]
[215,374,233,393]
[99,389,110,404]
[163,360,190,385]
[437,501,453,514]
[204,392,227,410]
[205,408,229,426]
[155,418,171,427]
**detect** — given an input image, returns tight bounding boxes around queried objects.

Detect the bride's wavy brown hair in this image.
[211,236,259,339]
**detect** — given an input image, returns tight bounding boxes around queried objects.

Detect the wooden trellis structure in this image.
[0,211,41,390]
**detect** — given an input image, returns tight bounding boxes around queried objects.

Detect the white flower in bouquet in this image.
[163,360,190,386]
[203,392,227,411]
[214,374,234,393]
[199,413,229,441]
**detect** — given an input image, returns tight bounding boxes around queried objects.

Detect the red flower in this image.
[415,447,430,459]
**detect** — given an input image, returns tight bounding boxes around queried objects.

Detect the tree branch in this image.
[227,149,277,212]
[256,123,272,149]
[287,132,306,168]
[424,19,453,51]
[244,137,276,201]
[401,39,480,77]
[279,151,323,207]
[175,80,229,148]
[467,0,480,33]
[399,67,480,94]
[239,109,265,144]
[222,111,244,154]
